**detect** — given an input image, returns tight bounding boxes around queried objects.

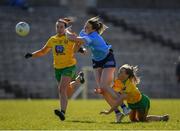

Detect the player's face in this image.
[56,22,66,35]
[84,22,95,34]
[118,68,129,81]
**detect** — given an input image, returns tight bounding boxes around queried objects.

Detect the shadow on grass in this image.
[110,121,132,124]
[67,120,96,123]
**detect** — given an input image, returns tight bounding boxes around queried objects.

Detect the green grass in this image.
[0,99,179,130]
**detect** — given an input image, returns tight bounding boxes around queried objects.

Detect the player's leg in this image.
[101,89,125,122]
[94,67,124,122]
[75,71,85,84]
[136,109,148,122]
[146,114,169,121]
[54,68,66,121]
[98,50,117,98]
[96,88,131,116]
[94,67,118,102]
[66,71,85,98]
[59,76,72,112]
[134,93,149,122]
[94,67,103,87]
[54,66,76,121]
[94,68,115,104]
[100,67,117,98]
[67,81,75,98]
[129,109,138,122]
[135,93,169,122]
[121,103,131,115]
[115,92,131,115]
[54,75,72,121]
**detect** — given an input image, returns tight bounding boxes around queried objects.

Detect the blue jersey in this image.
[79,29,111,61]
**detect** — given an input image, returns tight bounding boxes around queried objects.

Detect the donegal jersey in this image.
[112,79,142,104]
[112,79,124,92]
[46,34,76,69]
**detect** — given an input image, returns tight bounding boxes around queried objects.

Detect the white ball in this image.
[15,22,30,36]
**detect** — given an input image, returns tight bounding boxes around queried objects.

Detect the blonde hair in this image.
[118,64,140,84]
[87,16,108,35]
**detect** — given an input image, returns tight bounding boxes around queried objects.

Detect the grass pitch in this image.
[0,99,179,130]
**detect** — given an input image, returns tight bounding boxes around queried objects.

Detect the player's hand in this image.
[100,110,110,115]
[25,53,32,59]
[78,47,88,55]
[94,88,103,94]
[82,48,88,55]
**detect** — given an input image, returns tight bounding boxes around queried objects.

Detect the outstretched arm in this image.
[66,30,86,45]
[100,93,128,115]
[25,44,51,59]
[32,46,51,57]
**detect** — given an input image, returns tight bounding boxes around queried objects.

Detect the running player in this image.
[25,17,84,121]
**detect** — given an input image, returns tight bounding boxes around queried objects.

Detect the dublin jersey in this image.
[79,29,111,61]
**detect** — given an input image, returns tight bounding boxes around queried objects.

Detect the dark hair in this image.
[118,64,140,84]
[87,16,108,34]
[57,17,73,27]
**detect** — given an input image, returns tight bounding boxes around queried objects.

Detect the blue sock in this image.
[114,109,120,114]
[121,103,126,109]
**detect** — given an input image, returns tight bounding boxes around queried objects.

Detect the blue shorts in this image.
[92,51,116,69]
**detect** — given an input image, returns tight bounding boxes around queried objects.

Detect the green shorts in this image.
[55,65,76,82]
[128,94,150,113]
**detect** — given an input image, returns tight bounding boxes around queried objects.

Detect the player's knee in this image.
[59,86,67,94]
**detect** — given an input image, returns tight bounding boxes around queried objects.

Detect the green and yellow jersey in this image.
[46,34,76,69]
[112,79,142,104]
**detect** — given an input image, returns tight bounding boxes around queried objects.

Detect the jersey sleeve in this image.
[45,37,53,48]
[79,29,92,46]
[82,36,92,46]
[79,29,86,37]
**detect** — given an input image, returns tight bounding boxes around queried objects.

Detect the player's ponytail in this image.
[87,16,108,35]
[97,22,108,35]
[131,66,140,84]
[120,64,140,85]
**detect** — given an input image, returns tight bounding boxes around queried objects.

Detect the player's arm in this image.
[66,30,86,45]
[100,93,128,115]
[74,42,87,55]
[32,45,51,57]
[65,28,87,46]
[73,42,81,53]
[70,36,86,45]
[25,44,51,59]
